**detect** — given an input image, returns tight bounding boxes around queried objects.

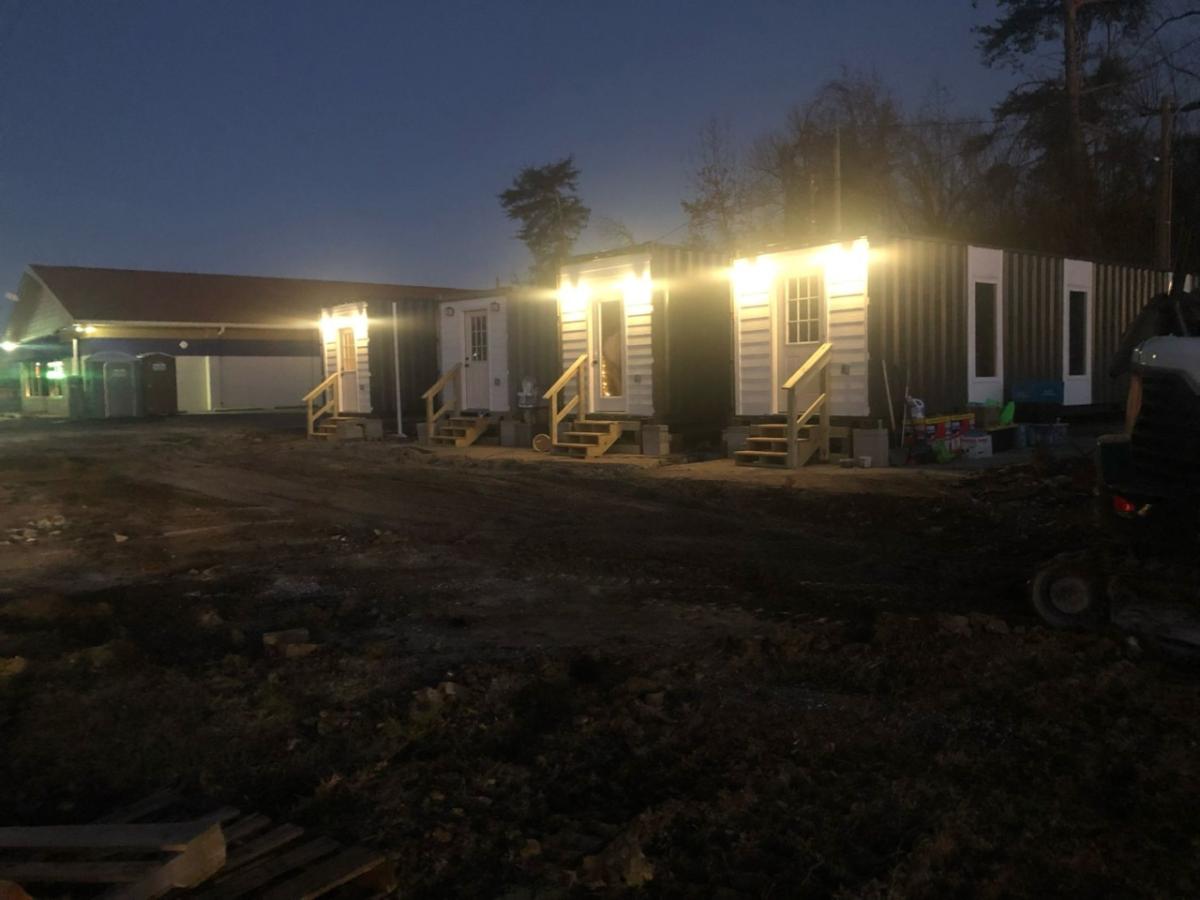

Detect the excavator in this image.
[1030,275,1200,645]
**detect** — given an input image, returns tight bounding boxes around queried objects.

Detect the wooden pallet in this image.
[0,791,395,899]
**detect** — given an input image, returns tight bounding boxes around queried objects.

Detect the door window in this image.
[469,312,488,361]
[785,275,821,344]
[973,282,998,378]
[598,299,623,398]
[338,328,356,372]
[1067,290,1088,376]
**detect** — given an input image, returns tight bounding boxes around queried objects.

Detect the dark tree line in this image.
[683,1,1200,269]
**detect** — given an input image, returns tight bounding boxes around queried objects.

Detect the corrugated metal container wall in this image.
[505,287,560,410]
[366,298,440,422]
[1093,264,1169,407]
[868,239,968,419]
[651,245,731,428]
[1004,251,1062,393]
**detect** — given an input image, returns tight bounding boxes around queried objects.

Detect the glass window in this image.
[469,312,488,361]
[1068,290,1088,376]
[785,275,821,344]
[974,282,997,378]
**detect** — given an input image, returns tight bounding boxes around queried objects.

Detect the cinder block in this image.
[416,421,430,446]
[642,424,670,457]
[722,425,750,455]
[501,419,532,448]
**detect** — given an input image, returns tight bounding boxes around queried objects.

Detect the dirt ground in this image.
[2,414,1200,898]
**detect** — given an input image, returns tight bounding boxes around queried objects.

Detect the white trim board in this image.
[1062,259,1095,406]
[966,246,1004,405]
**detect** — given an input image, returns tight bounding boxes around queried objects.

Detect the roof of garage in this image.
[6,265,484,341]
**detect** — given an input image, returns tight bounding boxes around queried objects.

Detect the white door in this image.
[463,309,490,410]
[336,327,359,413]
[592,297,626,413]
[777,272,824,413]
[1062,259,1094,406]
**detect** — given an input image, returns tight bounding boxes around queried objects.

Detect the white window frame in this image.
[784,274,822,345]
[967,246,1004,404]
[1062,258,1094,405]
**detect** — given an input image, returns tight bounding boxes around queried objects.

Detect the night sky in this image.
[0,0,1011,325]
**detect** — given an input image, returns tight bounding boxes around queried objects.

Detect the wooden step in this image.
[571,420,620,433]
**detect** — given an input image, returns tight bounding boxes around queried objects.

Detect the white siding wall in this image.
[439,296,509,412]
[176,356,212,412]
[732,239,871,418]
[559,296,587,409]
[823,243,870,417]
[733,286,773,416]
[625,294,654,416]
[320,302,371,413]
[176,355,321,411]
[559,253,654,416]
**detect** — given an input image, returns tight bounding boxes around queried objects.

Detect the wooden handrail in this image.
[422,363,462,444]
[783,341,834,467]
[303,370,339,403]
[305,370,341,438]
[421,362,462,401]
[543,353,588,444]
[782,341,832,391]
[543,353,588,398]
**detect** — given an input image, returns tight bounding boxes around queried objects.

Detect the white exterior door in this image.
[1062,259,1094,406]
[777,272,824,413]
[336,327,360,413]
[463,309,491,410]
[592,296,626,413]
[967,246,1005,405]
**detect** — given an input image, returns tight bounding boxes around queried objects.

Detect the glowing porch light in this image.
[822,238,870,288]
[622,269,653,315]
[559,279,589,317]
[732,256,776,299]
[319,312,337,343]
[352,309,369,341]
[1,341,16,352]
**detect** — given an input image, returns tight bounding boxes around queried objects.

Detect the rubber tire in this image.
[1031,557,1107,630]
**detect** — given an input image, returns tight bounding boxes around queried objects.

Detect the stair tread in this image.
[735,449,788,457]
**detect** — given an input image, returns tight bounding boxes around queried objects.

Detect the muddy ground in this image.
[2,415,1199,898]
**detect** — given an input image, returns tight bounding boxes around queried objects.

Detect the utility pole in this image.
[832,125,842,236]
[1156,95,1175,272]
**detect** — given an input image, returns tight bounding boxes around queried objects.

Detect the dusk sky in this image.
[1,0,1013,315]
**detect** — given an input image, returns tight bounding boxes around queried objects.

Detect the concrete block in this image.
[641,424,670,457]
[722,425,750,456]
[501,419,533,449]
[416,421,430,446]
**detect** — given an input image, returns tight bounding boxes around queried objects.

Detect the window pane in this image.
[1068,290,1087,376]
[974,282,997,378]
[599,299,622,397]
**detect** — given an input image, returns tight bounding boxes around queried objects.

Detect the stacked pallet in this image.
[0,791,395,899]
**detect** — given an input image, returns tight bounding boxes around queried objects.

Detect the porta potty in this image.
[82,352,141,418]
[139,353,178,416]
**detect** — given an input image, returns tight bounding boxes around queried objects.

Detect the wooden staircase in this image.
[552,419,622,458]
[735,421,822,467]
[734,342,835,469]
[431,414,493,448]
[311,415,381,441]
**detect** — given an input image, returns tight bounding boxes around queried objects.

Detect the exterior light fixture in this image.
[490,301,501,312]
[1,341,16,352]
[444,307,455,316]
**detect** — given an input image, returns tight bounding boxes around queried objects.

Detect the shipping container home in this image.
[312,283,488,440]
[550,243,729,457]
[730,236,1168,466]
[417,290,559,448]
